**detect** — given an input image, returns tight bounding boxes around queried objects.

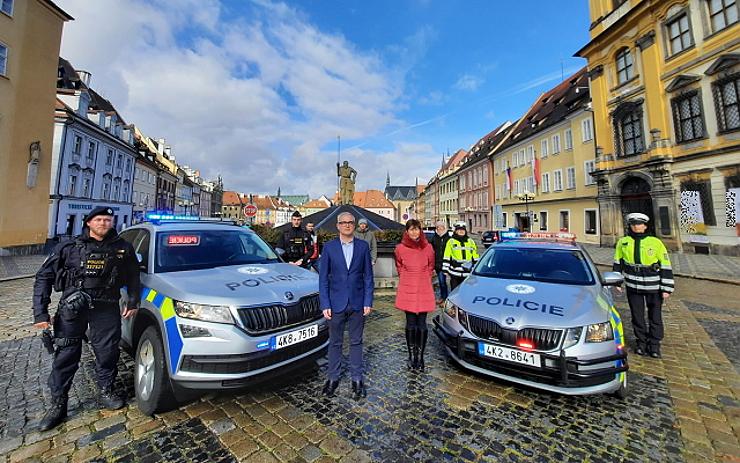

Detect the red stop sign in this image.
[243,204,257,217]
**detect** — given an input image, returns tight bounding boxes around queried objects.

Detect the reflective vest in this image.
[613,235,674,293]
[442,236,479,278]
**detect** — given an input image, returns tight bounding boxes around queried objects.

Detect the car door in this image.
[119,228,146,346]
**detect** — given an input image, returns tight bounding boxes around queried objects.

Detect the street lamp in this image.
[515,190,536,232]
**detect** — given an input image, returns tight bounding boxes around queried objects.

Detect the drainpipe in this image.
[53,117,75,242]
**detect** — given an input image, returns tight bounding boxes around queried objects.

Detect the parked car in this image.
[119,215,327,414]
[433,232,628,397]
[481,230,499,248]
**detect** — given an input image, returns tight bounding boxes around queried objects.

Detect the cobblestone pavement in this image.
[0,255,46,280]
[0,278,738,462]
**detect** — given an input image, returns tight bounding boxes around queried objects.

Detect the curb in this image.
[0,273,35,283]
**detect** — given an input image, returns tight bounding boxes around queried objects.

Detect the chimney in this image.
[157,138,165,155]
[76,70,92,87]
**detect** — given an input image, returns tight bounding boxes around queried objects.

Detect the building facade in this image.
[132,154,157,223]
[0,0,71,253]
[577,0,740,255]
[492,69,601,243]
[438,149,468,227]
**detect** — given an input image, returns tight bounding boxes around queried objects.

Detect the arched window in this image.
[615,48,634,84]
[613,101,645,157]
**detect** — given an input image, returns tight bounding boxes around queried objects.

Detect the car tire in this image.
[612,374,628,399]
[135,326,179,415]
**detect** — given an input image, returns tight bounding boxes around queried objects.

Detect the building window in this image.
[613,102,645,157]
[566,167,576,189]
[559,210,570,231]
[584,160,596,185]
[125,158,132,172]
[616,48,634,85]
[116,154,122,169]
[68,175,77,196]
[585,210,598,235]
[712,72,740,133]
[564,128,573,150]
[501,212,507,228]
[552,134,561,154]
[82,177,91,198]
[542,172,550,193]
[582,118,594,142]
[539,211,548,231]
[680,178,717,226]
[553,170,563,191]
[72,135,82,155]
[708,0,738,33]
[87,141,96,162]
[540,139,549,158]
[672,91,705,142]
[1,0,13,16]
[106,149,113,165]
[666,12,693,56]
[0,42,7,76]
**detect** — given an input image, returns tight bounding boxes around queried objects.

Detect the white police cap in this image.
[626,213,649,224]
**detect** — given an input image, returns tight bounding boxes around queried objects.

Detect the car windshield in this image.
[155,229,280,273]
[473,246,595,285]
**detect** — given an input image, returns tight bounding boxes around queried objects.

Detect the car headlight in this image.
[563,327,583,349]
[443,300,458,318]
[457,309,470,330]
[174,301,235,324]
[585,322,614,343]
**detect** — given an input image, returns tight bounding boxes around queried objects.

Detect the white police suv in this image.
[433,232,628,397]
[118,215,326,415]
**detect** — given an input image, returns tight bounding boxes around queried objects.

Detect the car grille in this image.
[237,294,321,334]
[466,313,562,351]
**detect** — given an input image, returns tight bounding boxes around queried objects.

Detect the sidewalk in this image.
[0,254,46,281]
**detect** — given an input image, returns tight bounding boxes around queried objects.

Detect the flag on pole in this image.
[532,153,540,189]
[505,163,512,195]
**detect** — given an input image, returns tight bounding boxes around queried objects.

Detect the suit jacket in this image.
[319,237,374,313]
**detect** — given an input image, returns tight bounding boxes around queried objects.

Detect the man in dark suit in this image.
[319,212,374,399]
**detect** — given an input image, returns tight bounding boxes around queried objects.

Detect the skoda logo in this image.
[506,317,515,325]
[284,291,294,301]
[237,266,269,275]
[505,284,535,295]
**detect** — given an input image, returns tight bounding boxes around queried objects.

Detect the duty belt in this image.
[624,262,660,271]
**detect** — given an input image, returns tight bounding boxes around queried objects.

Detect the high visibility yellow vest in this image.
[613,235,674,293]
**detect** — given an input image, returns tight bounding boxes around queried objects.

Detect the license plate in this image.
[271,324,318,350]
[478,343,541,367]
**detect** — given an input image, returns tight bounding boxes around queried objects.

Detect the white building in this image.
[132,155,157,223]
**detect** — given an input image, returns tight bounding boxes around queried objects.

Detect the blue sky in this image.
[57,0,590,196]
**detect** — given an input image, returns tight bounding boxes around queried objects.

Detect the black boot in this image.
[405,328,416,370]
[100,387,125,410]
[417,329,428,371]
[351,380,367,399]
[322,379,339,397]
[39,395,68,431]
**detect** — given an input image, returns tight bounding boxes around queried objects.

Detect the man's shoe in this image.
[634,346,646,356]
[39,396,68,431]
[649,351,661,358]
[351,380,367,400]
[99,388,125,410]
[322,380,339,397]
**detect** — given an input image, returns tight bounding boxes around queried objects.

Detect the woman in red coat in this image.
[394,219,436,370]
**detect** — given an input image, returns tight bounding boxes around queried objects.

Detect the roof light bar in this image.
[499,232,577,242]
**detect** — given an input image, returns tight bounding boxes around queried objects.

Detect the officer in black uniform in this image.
[33,206,141,431]
[277,211,312,268]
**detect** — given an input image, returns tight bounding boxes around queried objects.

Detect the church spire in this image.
[386,171,390,187]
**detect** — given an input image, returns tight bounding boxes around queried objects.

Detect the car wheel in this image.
[612,374,628,399]
[135,326,178,415]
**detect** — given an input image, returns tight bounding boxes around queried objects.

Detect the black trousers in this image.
[626,290,664,350]
[49,303,121,398]
[405,312,428,331]
[449,276,465,290]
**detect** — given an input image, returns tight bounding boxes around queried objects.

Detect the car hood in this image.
[449,274,609,329]
[144,263,318,306]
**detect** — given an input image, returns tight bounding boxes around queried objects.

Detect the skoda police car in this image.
[118,215,327,415]
[433,232,628,397]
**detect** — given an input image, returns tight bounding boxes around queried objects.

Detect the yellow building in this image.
[0,0,72,253]
[577,0,739,255]
[492,69,601,244]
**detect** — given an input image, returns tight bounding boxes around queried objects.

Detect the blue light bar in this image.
[145,213,201,221]
[499,232,577,242]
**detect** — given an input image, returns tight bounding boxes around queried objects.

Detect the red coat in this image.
[394,232,436,313]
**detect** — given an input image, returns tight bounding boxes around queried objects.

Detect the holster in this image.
[41,329,55,354]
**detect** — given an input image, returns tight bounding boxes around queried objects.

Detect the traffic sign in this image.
[243,204,257,217]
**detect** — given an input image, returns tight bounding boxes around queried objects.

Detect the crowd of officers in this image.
[29,206,673,432]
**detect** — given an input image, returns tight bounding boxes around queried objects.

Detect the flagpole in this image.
[337,135,340,203]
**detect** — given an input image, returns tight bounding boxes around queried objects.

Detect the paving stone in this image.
[228,436,260,460]
[9,439,51,462]
[299,445,324,463]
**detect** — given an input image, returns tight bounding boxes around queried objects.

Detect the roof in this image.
[42,0,74,20]
[280,195,310,206]
[274,205,404,233]
[353,190,395,209]
[459,121,517,170]
[498,67,589,152]
[303,199,331,208]
[439,149,469,176]
[385,186,418,201]
[222,191,244,206]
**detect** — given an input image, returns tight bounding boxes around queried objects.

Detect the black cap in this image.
[84,206,115,223]
[292,211,302,218]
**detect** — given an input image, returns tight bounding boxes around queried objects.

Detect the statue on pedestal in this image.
[337,161,357,205]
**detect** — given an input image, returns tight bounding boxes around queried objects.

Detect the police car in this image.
[433,232,628,397]
[118,215,327,415]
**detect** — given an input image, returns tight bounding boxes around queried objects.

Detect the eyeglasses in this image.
[338,221,355,226]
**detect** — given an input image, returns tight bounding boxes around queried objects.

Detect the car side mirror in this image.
[601,271,624,286]
[136,253,147,272]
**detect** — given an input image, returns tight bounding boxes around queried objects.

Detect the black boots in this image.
[322,379,339,397]
[405,328,417,370]
[100,387,125,410]
[351,380,367,399]
[415,329,428,371]
[39,395,68,431]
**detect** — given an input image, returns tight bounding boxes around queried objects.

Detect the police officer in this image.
[277,211,312,267]
[613,213,674,358]
[442,221,479,290]
[33,207,141,431]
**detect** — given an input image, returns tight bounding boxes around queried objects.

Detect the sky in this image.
[56,0,591,198]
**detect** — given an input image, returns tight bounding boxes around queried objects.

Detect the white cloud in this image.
[454,73,484,91]
[56,0,410,197]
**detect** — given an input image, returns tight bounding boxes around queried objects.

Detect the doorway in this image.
[620,176,654,235]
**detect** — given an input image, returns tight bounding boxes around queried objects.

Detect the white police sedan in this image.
[433,232,628,397]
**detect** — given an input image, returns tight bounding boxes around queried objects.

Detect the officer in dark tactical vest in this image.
[32,207,141,431]
[277,211,312,268]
